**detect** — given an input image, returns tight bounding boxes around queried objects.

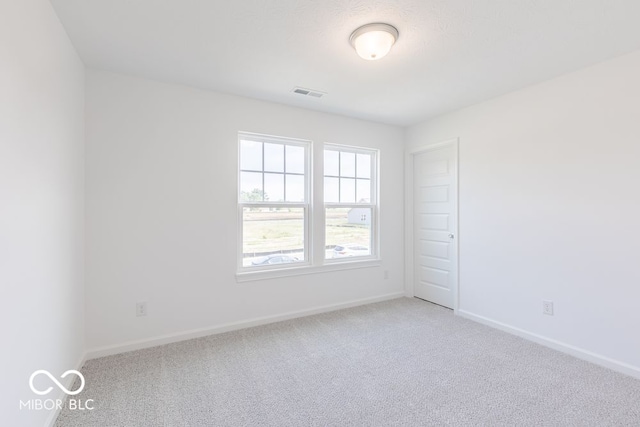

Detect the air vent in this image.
[292,87,326,99]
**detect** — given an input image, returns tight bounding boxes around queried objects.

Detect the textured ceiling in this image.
[50,0,640,126]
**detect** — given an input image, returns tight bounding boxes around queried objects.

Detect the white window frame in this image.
[236,136,381,282]
[237,132,312,272]
[323,143,379,263]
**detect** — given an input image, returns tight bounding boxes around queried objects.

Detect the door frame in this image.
[404,138,460,312]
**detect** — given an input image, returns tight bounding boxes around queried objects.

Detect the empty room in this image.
[3,0,640,426]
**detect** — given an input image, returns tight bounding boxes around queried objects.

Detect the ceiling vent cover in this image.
[292,87,326,98]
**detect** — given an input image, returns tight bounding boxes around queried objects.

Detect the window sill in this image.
[236,258,382,283]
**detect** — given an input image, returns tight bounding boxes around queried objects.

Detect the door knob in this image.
[448,233,455,239]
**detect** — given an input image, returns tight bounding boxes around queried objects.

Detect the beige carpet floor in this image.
[56,297,640,426]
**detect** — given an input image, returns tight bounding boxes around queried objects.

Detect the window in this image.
[238,133,309,270]
[238,133,379,276]
[324,146,377,261]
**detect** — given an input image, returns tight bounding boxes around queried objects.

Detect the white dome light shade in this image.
[350,23,399,61]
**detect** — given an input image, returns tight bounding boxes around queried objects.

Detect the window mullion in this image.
[352,154,357,201]
[338,153,341,202]
[283,144,287,201]
[261,142,265,202]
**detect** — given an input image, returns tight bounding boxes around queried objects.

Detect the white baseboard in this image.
[45,351,87,427]
[457,309,640,380]
[86,292,406,360]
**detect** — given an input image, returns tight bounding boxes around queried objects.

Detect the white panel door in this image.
[413,145,457,308]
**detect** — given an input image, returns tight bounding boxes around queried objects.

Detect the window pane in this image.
[356,153,371,178]
[340,178,355,203]
[340,152,356,177]
[286,174,305,202]
[264,173,284,202]
[325,207,372,259]
[264,143,284,172]
[243,208,305,267]
[240,172,263,201]
[286,145,305,174]
[356,179,371,202]
[324,150,339,176]
[240,140,262,171]
[324,177,339,203]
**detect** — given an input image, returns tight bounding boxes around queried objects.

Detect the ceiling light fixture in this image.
[349,23,399,61]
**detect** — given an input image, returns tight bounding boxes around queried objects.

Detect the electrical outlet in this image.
[136,302,147,317]
[542,300,554,316]
[384,270,389,280]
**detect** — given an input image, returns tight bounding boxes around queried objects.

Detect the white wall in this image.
[85,69,405,352]
[406,50,640,373]
[0,1,85,426]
